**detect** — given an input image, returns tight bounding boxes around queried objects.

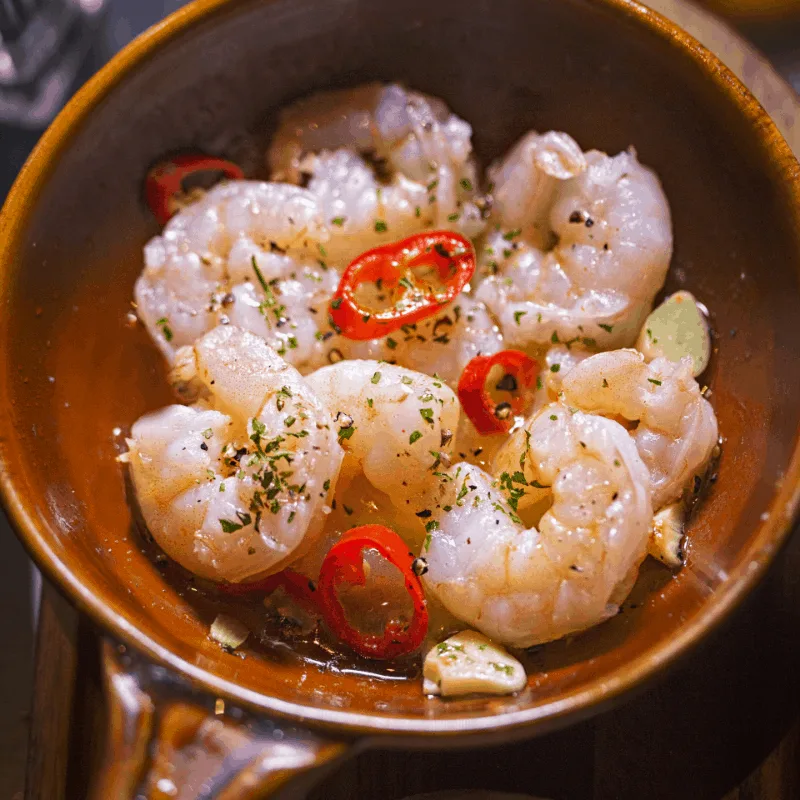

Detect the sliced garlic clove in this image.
[648,502,686,569]
[636,290,711,377]
[423,630,526,697]
[209,613,250,650]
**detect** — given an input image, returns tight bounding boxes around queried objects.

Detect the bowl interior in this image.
[2,0,800,735]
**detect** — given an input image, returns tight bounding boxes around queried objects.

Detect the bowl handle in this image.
[89,639,350,799]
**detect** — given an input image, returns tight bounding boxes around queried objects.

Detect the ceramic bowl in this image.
[2,0,800,795]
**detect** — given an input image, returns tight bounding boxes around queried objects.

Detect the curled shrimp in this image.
[476,133,672,350]
[268,82,487,262]
[422,402,653,647]
[305,359,459,504]
[135,181,360,373]
[125,326,343,583]
[558,348,718,508]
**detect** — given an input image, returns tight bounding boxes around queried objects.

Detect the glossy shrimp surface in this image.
[423,403,653,647]
[136,181,378,373]
[126,326,343,583]
[268,83,487,260]
[559,348,718,508]
[476,133,672,351]
[305,360,459,503]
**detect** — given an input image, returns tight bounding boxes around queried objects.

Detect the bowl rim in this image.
[1,0,800,739]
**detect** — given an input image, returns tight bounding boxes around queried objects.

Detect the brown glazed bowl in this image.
[2,0,800,796]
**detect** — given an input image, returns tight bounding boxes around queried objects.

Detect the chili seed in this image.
[495,402,513,420]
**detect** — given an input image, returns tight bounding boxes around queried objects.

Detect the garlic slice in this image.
[209,613,250,650]
[648,503,685,569]
[423,630,526,697]
[636,290,711,377]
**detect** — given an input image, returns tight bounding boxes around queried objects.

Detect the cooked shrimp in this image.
[486,130,587,244]
[559,349,718,508]
[268,82,486,259]
[422,402,653,647]
[305,360,459,503]
[136,181,352,372]
[477,138,672,350]
[125,326,343,583]
[353,298,503,388]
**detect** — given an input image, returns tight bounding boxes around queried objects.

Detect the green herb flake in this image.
[219,518,243,533]
[460,177,473,191]
[202,428,214,439]
[648,378,663,386]
[425,520,439,533]
[331,216,346,227]
[371,371,381,384]
[374,219,388,233]
[155,317,173,342]
[338,425,356,443]
[409,430,423,444]
[419,408,435,425]
[502,228,522,241]
[550,363,561,373]
[514,310,527,325]
[598,323,614,333]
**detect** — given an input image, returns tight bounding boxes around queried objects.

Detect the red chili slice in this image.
[217,569,317,611]
[317,525,429,659]
[329,231,475,340]
[145,152,244,226]
[457,350,538,434]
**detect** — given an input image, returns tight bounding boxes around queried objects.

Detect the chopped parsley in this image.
[648,378,663,386]
[202,428,213,439]
[338,425,356,443]
[419,407,434,426]
[374,219,388,232]
[502,228,521,241]
[514,311,527,325]
[371,371,381,384]
[550,363,561,373]
[219,518,243,533]
[409,430,423,444]
[598,323,614,333]
[425,520,439,533]
[155,317,173,342]
[331,216,346,226]
[460,177,473,191]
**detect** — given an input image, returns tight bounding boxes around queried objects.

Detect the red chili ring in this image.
[329,231,475,340]
[145,152,244,226]
[217,568,318,611]
[457,350,538,434]
[317,525,429,659]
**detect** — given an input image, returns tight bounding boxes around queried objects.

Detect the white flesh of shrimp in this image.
[422,402,653,647]
[477,133,672,351]
[559,348,718,508]
[126,326,343,583]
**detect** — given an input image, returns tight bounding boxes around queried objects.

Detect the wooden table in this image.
[18,1,800,798]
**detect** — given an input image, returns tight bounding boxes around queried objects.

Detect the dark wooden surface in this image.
[25,525,799,800]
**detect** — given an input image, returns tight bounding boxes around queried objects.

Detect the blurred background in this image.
[0,1,799,798]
